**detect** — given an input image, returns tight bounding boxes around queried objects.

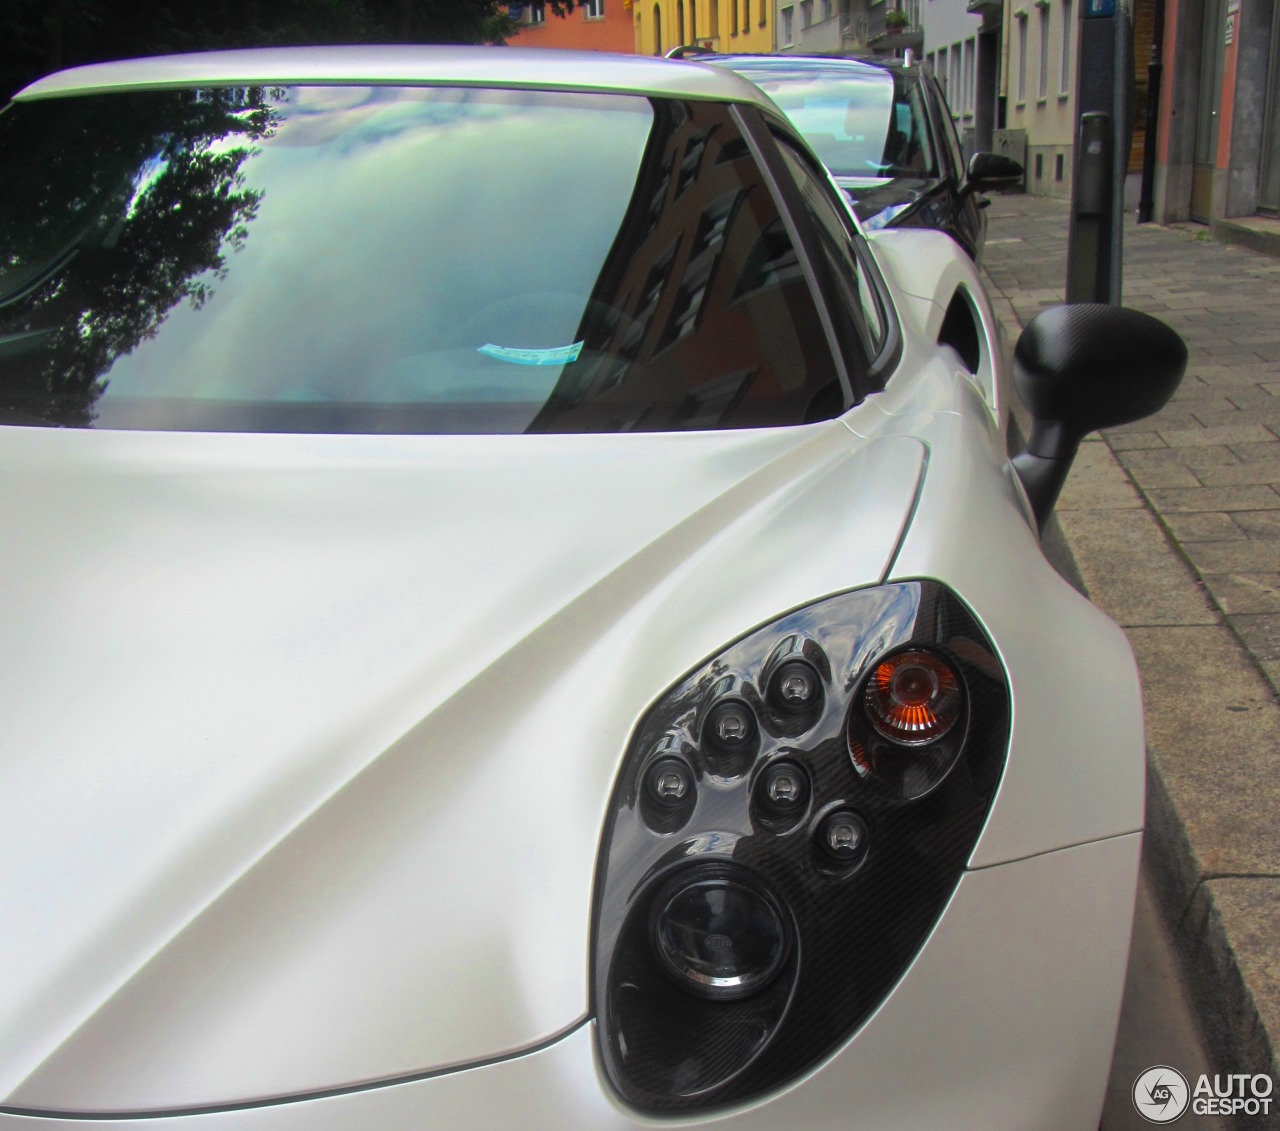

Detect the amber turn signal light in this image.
[864,650,961,746]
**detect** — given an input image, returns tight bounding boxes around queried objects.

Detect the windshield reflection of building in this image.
[528,100,832,433]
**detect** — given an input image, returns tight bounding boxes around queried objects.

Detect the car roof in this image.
[704,52,914,78]
[14,44,779,108]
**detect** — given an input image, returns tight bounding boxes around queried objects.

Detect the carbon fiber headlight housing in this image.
[591,581,1011,1113]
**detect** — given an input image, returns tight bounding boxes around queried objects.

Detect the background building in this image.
[773,0,921,56]
[508,0,636,51]
[970,0,1156,203]
[1152,0,1280,227]
[776,0,851,53]
[998,0,1076,197]
[922,0,1001,157]
[636,0,774,55]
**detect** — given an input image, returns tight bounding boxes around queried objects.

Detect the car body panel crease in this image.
[0,422,924,1113]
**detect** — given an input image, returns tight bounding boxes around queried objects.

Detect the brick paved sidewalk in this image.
[982,194,1280,1124]
[985,196,1280,690]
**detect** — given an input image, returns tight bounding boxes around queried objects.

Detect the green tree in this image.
[0,88,274,424]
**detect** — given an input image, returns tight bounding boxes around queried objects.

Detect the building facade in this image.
[1152,0,1280,224]
[997,0,1077,196]
[776,0,849,52]
[635,0,774,55]
[922,0,1003,160]
[508,0,637,52]
[961,0,1156,203]
[773,0,922,56]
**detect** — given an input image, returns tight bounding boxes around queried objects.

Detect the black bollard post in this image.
[1065,0,1132,304]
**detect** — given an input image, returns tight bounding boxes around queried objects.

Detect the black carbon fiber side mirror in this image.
[1010,303,1187,531]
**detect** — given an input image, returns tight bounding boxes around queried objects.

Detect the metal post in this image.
[1068,111,1113,302]
[1066,0,1132,303]
[1137,0,1166,222]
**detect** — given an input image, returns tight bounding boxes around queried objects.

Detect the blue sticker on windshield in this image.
[863,201,914,230]
[477,341,584,366]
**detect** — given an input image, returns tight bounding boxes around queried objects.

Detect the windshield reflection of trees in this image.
[0,88,277,426]
[0,88,841,435]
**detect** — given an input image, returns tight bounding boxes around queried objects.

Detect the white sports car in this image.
[0,47,1185,1130]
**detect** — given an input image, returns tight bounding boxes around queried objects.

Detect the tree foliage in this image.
[1,0,576,102]
[0,88,275,424]
[0,0,583,425]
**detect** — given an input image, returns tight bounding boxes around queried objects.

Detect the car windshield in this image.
[0,84,846,433]
[714,60,937,182]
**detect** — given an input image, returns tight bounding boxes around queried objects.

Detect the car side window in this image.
[772,134,888,360]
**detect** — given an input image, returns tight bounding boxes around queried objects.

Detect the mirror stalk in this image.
[1013,437,1075,534]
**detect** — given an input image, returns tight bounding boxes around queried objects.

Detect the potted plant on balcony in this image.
[885,7,910,31]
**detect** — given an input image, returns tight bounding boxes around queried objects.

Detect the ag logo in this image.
[1133,1066,1190,1123]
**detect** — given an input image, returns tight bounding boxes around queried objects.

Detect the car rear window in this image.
[0,85,847,433]
[715,61,938,182]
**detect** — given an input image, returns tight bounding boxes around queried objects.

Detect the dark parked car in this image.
[703,54,1023,261]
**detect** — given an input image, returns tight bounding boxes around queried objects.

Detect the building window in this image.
[710,0,720,32]
[677,0,686,40]
[529,0,546,23]
[743,0,750,30]
[937,46,948,97]
[1060,0,1073,93]
[732,0,738,33]
[801,0,813,26]
[949,43,961,110]
[691,0,698,36]
[1056,152,1065,179]
[782,3,794,41]
[822,0,834,18]
[1038,4,1049,98]
[584,0,605,15]
[654,1,663,52]
[1016,13,1028,103]
[1035,152,1044,180]
[962,38,975,113]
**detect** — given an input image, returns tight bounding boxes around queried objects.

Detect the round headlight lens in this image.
[864,650,961,746]
[651,867,789,1001]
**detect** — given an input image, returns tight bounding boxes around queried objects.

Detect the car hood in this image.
[836,175,936,229]
[0,420,925,1115]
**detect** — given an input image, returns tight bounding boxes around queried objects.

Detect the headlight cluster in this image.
[591,581,1010,1113]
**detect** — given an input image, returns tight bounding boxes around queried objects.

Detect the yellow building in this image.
[633,0,773,56]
